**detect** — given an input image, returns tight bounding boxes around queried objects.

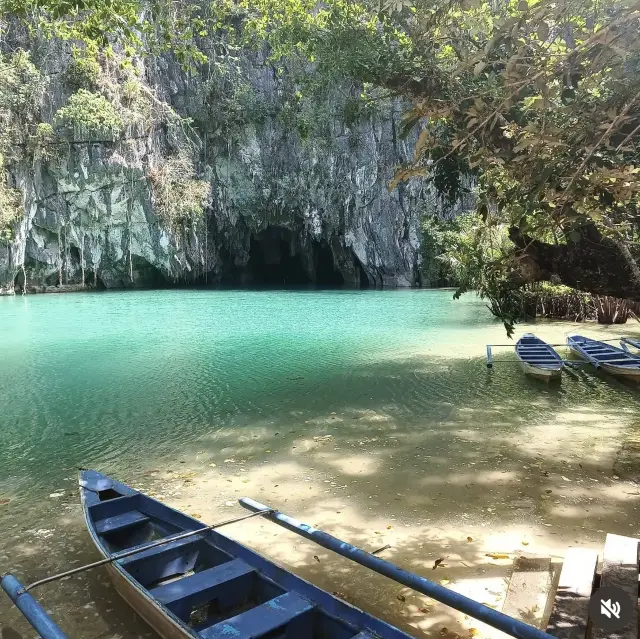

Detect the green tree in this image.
[221,0,640,329]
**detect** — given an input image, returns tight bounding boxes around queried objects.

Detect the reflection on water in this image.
[0,289,639,638]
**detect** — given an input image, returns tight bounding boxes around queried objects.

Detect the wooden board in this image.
[546,548,598,639]
[592,534,639,639]
[502,556,552,627]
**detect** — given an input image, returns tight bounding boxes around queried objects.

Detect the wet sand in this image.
[2,319,640,638]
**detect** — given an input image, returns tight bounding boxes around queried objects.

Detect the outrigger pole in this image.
[239,497,556,639]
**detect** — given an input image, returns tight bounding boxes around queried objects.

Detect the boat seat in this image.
[150,558,254,613]
[95,510,150,536]
[118,537,208,586]
[199,591,314,639]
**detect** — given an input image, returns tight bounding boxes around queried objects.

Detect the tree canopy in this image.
[220,0,640,330]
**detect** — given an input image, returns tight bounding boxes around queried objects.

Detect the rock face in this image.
[0,42,461,294]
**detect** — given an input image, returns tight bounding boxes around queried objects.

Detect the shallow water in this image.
[1,289,639,638]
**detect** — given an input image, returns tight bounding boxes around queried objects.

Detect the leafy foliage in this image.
[54,89,124,137]
[65,54,101,90]
[228,0,640,327]
[0,177,22,242]
[0,50,45,239]
[2,0,209,67]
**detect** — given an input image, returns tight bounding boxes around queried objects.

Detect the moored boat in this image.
[515,333,563,381]
[567,335,640,380]
[79,469,412,639]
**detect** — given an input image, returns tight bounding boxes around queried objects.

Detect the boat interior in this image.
[82,477,385,639]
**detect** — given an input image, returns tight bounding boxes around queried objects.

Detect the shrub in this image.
[148,153,211,229]
[0,158,22,241]
[65,56,101,90]
[54,89,123,138]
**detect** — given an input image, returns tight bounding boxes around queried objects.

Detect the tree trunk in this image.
[508,225,640,300]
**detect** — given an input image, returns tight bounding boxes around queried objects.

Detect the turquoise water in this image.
[1,289,640,638]
[0,289,495,495]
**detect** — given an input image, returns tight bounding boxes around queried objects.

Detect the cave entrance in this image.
[316,240,344,287]
[355,257,370,289]
[248,228,310,286]
[246,227,344,288]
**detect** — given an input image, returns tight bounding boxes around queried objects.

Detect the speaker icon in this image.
[601,598,621,619]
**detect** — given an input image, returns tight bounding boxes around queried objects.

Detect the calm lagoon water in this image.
[0,289,498,495]
[1,289,639,638]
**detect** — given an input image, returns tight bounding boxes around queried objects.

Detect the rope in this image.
[21,508,273,594]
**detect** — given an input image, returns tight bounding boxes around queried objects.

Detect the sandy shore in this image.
[132,390,640,639]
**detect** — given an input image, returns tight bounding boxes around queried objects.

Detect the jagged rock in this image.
[0,40,470,294]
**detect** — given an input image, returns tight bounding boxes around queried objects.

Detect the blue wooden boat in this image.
[567,335,640,380]
[3,470,556,639]
[515,333,563,381]
[78,470,413,639]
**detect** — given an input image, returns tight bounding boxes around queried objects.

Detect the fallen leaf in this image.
[397,594,406,602]
[419,606,431,613]
[209,463,217,468]
[432,558,445,570]
[440,579,450,586]
[439,627,449,636]
[313,555,320,563]
[466,536,473,542]
[190,513,202,519]
[0,498,10,505]
[521,540,529,546]
[468,629,479,637]
[387,525,393,530]
[486,553,510,559]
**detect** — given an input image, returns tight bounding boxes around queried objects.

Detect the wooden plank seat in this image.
[199,591,315,639]
[150,558,255,613]
[95,510,150,536]
[118,537,208,587]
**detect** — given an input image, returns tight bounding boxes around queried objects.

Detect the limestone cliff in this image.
[0,38,463,294]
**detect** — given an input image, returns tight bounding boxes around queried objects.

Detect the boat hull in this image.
[104,562,189,639]
[601,363,640,381]
[568,342,640,381]
[516,333,563,381]
[78,469,413,639]
[80,497,192,639]
[520,361,562,381]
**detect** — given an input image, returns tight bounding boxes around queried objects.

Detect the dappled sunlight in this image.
[319,453,381,476]
[419,471,519,487]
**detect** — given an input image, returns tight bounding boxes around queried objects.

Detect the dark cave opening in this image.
[245,227,344,288]
[248,229,310,286]
[355,258,370,289]
[13,269,25,292]
[316,240,344,287]
[130,255,168,288]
